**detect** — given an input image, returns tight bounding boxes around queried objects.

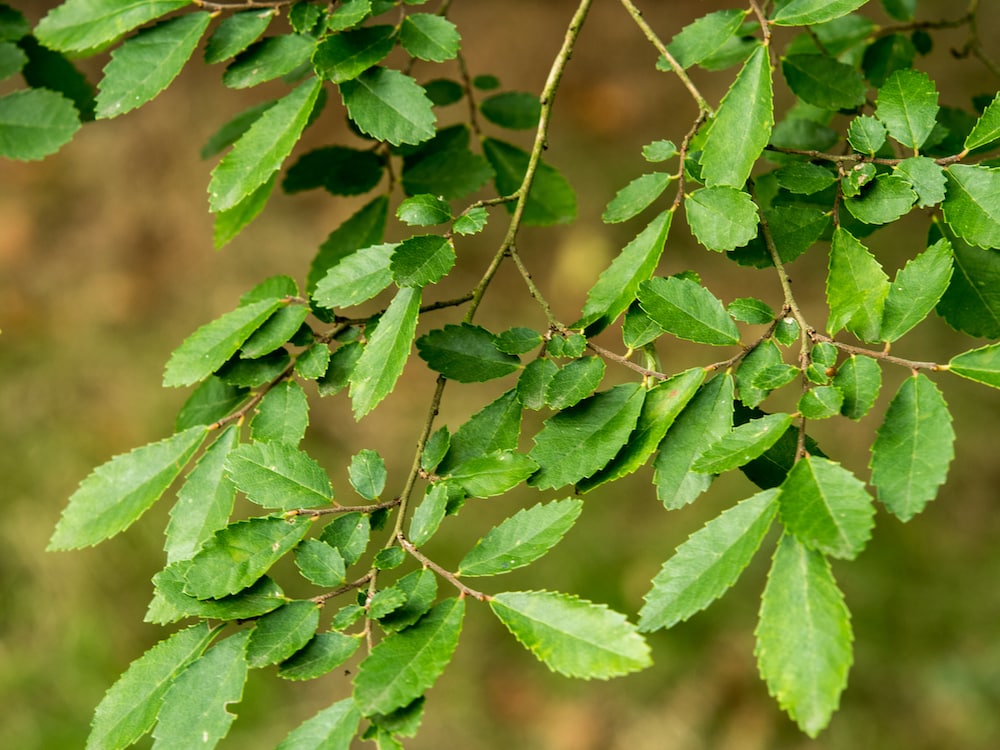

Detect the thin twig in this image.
[311,573,374,605]
[811,334,942,371]
[286,497,402,519]
[398,536,489,601]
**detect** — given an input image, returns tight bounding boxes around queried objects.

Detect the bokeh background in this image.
[3,1,1000,748]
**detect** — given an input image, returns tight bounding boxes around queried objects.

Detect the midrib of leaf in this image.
[498,602,636,661]
[949,167,1000,230]
[663,292,733,341]
[953,246,1000,331]
[237,452,330,503]
[356,72,424,130]
[804,462,855,554]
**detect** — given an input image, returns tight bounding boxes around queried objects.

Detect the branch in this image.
[811,333,943,372]
[398,535,488,601]
[286,497,402,519]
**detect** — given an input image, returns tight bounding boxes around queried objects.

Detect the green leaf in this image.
[0,39,26,79]
[685,186,759,251]
[399,13,460,62]
[937,229,1000,337]
[213,173,277,248]
[495,327,542,355]
[96,13,210,119]
[863,33,916,88]
[654,374,734,509]
[638,489,778,631]
[368,587,407,620]
[0,88,81,161]
[36,0,189,53]
[728,297,775,324]
[200,100,274,159]
[416,323,520,383]
[408,484,448,546]
[736,339,782,408]
[49,426,207,550]
[844,174,916,225]
[833,355,881,420]
[772,0,867,26]
[165,425,238,564]
[295,538,346,587]
[798,385,844,419]
[941,164,1000,249]
[445,450,538,498]
[847,114,887,155]
[700,44,773,188]
[209,77,322,213]
[397,194,451,226]
[354,598,465,715]
[517,358,558,410]
[420,427,450,472]
[876,68,939,150]
[274,698,361,750]
[285,146,385,196]
[312,25,394,83]
[545,357,605,410]
[578,368,706,493]
[693,413,794,474]
[344,449,384,500]
[320,512,370,565]
[665,9,747,69]
[84,623,215,750]
[279,632,361,681]
[965,91,1000,150]
[313,242,395,309]
[638,275,741,346]
[340,67,435,146]
[247,601,320,668]
[528,383,645,490]
[250,380,309,445]
[350,286,421,418]
[575,210,671,332]
[479,90,540,130]
[439,389,522,473]
[183,515,311,599]
[327,0,372,31]
[602,172,671,224]
[482,137,577,226]
[223,34,317,89]
[380,570,439,633]
[870,374,954,521]
[642,139,677,162]
[204,9,274,64]
[0,4,29,41]
[490,591,650,679]
[242,304,307,359]
[949,341,1000,388]
[458,499,582,577]
[895,156,946,208]
[453,206,488,235]
[880,238,953,341]
[390,234,455,287]
[147,566,285,624]
[226,442,332,510]
[755,534,853,738]
[402,125,492,200]
[778,455,874,560]
[781,54,866,111]
[825,227,889,341]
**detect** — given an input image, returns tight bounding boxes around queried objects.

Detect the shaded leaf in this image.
[479,90,540,130]
[247,601,320,668]
[274,698,360,750]
[147,567,285,625]
[693,413,794,474]
[964,91,1000,151]
[312,25,394,84]
[781,53,865,110]
[279,632,361,681]
[284,146,385,196]
[416,323,520,383]
[308,196,388,293]
[222,33,315,89]
[844,174,915,225]
[638,275,741,346]
[833,355,881,420]
[490,591,650,679]
[439,389,521,473]
[483,137,576,226]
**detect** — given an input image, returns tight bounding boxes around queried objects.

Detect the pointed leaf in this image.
[0,88,81,161]
[204,9,274,64]
[937,230,1000,337]
[528,383,645,490]
[224,34,317,89]
[575,210,671,331]
[397,194,451,226]
[340,67,435,146]
[772,0,868,26]
[346,448,386,500]
[399,13,460,62]
[279,632,361,681]
[380,570,439,634]
[458,498,583,577]
[226,442,332,510]
[490,591,650,679]
[964,91,1000,151]
[309,196,388,293]
[665,9,747,69]
[151,630,249,750]
[639,489,778,631]
[247,601,320,668]
[183,515,311,599]
[439,389,522,473]
[313,242,395,309]
[212,173,276,248]
[165,425,238,564]
[778,456,874,560]
[880,238,953,341]
[870,373,954,521]
[251,380,310,446]
[755,534,852,738]
[482,137,576,226]
[402,125,492,200]
[578,367,705,493]
[312,25,394,84]
[354,598,465,715]
[96,12,210,119]
[85,623,215,750]
[446,450,538,498]
[295,539,345,587]
[209,77,322,212]
[36,0,189,53]
[320,512,370,565]
[416,323,520,383]
[833,355,881,420]
[949,341,1000,388]
[50,426,207,550]
[654,374,734,509]
[700,44,773,188]
[390,234,455,287]
[602,172,671,224]
[350,286,421,418]
[844,174,916,225]
[638,275,741,346]
[895,156,946,208]
[825,227,889,341]
[693,413,794,474]
[876,68,939,150]
[408,484,448,547]
[275,698,361,750]
[545,356,605,410]
[685,186,759,251]
[147,566,285,624]
[942,164,1000,249]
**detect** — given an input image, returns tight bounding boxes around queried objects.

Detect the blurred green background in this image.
[3,1,1000,748]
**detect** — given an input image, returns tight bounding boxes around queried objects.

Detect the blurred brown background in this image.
[3,1,1000,748]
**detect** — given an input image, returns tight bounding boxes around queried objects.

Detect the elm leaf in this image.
[638,275,741,346]
[225,442,333,510]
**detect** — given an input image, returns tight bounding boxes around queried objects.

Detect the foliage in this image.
[6,0,1000,744]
